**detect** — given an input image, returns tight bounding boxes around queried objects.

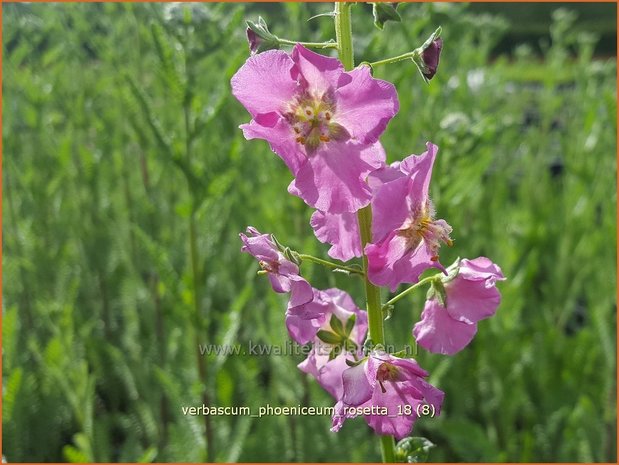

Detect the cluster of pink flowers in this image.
[233,45,504,440]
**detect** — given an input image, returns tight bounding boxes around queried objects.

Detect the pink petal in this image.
[367,163,406,190]
[402,143,438,208]
[413,300,478,355]
[298,349,350,399]
[291,44,349,95]
[441,257,504,324]
[367,232,443,292]
[240,113,306,175]
[370,175,411,242]
[459,257,506,282]
[288,142,384,214]
[287,275,314,308]
[310,210,362,261]
[334,65,399,144]
[365,380,418,439]
[444,275,501,324]
[400,142,438,174]
[285,312,323,345]
[342,362,373,405]
[231,49,299,117]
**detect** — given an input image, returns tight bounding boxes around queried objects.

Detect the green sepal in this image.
[345,314,356,336]
[329,314,346,337]
[443,257,461,283]
[316,330,342,345]
[383,304,394,320]
[372,3,401,30]
[426,278,447,308]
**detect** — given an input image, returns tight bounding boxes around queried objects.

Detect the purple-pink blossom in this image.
[309,161,409,262]
[331,350,444,439]
[294,288,367,398]
[413,257,506,355]
[231,44,398,213]
[240,226,312,307]
[365,142,453,291]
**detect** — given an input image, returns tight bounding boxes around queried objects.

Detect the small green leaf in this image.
[443,257,461,283]
[345,314,356,335]
[372,3,401,30]
[316,330,342,345]
[330,314,346,336]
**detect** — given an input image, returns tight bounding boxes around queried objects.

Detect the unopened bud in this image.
[246,17,280,55]
[413,27,443,82]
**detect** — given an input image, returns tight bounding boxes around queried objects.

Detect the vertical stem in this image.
[357,206,384,344]
[334,2,354,70]
[380,436,396,462]
[334,3,396,462]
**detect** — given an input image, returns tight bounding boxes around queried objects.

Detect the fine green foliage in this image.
[3,2,616,462]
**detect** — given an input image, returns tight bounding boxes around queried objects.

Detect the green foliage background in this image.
[2,2,617,462]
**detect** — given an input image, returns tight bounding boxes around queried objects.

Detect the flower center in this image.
[398,200,453,261]
[259,260,279,274]
[376,362,400,393]
[284,90,350,154]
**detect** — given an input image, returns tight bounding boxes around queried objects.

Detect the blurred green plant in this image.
[2,2,616,462]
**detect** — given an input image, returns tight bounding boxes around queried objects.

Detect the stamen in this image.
[378,379,387,394]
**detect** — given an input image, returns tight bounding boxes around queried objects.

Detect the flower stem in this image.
[334,2,354,70]
[334,3,395,462]
[277,38,338,49]
[298,254,364,276]
[380,435,396,462]
[357,206,384,344]
[382,275,436,309]
[368,50,419,69]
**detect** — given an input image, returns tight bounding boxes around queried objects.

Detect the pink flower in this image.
[366,142,453,291]
[413,257,506,355]
[310,210,362,262]
[331,350,444,439]
[240,226,312,307]
[294,288,367,398]
[231,44,398,213]
[309,162,407,262]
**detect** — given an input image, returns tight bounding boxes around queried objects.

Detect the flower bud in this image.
[412,27,443,82]
[245,17,280,55]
